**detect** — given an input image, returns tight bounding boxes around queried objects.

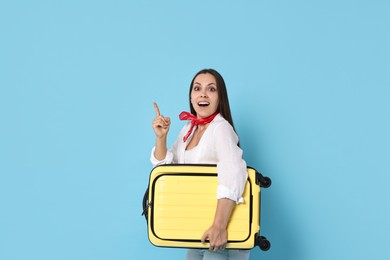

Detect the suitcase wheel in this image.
[256,235,271,251]
[261,177,272,188]
[256,172,272,188]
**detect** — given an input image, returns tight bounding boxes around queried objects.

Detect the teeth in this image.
[198,102,209,106]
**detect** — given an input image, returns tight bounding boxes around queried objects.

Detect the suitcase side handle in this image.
[142,187,151,220]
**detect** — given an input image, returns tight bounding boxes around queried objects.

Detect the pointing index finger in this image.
[153,102,161,117]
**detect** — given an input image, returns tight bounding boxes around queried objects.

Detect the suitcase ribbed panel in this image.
[147,165,260,249]
[153,175,251,241]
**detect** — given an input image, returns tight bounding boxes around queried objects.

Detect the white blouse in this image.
[150,114,248,204]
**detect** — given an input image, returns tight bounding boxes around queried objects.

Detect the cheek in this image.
[214,101,219,109]
[212,94,219,105]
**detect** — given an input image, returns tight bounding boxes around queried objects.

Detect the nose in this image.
[200,89,208,98]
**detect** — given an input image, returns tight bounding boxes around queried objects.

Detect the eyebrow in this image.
[193,82,217,86]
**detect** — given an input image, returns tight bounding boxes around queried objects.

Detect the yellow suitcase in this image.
[142,164,271,250]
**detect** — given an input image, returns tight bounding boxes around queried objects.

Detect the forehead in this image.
[193,73,217,85]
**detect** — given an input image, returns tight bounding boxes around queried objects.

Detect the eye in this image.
[208,86,217,92]
[193,86,200,91]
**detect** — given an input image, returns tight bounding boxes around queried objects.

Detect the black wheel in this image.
[260,176,272,188]
[257,236,271,251]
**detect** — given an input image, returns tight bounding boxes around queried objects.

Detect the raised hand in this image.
[152,102,171,138]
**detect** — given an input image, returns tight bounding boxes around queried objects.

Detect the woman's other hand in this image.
[200,224,228,251]
[200,198,235,251]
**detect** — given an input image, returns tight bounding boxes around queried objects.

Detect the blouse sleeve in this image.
[150,146,174,167]
[213,122,248,204]
[150,125,187,167]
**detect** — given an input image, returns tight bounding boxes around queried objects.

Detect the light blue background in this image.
[1,1,389,259]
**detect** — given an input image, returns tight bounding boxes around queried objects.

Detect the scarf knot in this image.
[179,112,218,142]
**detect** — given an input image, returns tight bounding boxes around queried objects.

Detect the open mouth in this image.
[198,102,210,107]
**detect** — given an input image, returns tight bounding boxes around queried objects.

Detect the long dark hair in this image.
[189,68,237,133]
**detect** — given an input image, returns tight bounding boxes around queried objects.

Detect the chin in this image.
[197,111,215,119]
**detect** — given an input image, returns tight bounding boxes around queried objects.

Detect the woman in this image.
[151,69,249,260]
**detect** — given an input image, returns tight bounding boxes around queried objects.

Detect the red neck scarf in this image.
[179,111,219,142]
